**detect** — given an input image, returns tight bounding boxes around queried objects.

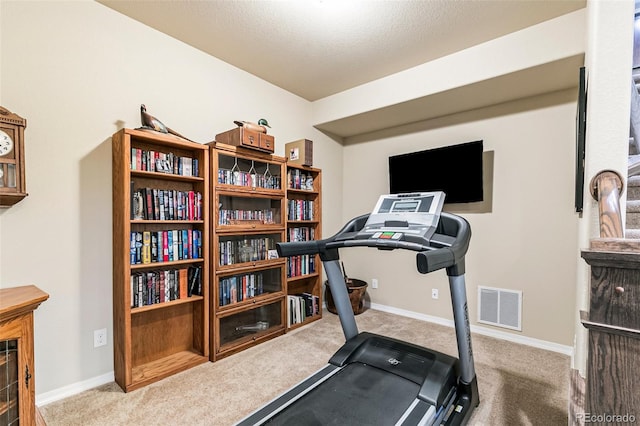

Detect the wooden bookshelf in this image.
[208,142,287,361]
[112,128,210,392]
[285,163,322,330]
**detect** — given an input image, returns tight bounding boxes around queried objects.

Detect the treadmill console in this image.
[356,192,445,247]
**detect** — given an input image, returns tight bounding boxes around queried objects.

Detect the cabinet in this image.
[581,248,640,422]
[0,285,48,426]
[112,128,210,392]
[215,128,275,154]
[208,142,287,360]
[285,164,322,330]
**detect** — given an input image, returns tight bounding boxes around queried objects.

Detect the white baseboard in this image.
[369,302,574,356]
[37,303,572,406]
[36,371,114,407]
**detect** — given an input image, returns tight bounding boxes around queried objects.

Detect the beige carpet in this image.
[39,309,570,425]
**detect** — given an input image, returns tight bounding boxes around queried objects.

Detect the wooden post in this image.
[590,170,624,238]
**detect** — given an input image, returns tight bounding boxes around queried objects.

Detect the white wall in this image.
[0,0,634,400]
[572,0,635,373]
[339,90,579,346]
[0,0,342,396]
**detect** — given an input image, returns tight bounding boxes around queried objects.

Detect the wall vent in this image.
[478,286,522,331]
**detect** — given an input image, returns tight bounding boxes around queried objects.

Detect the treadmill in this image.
[236,192,479,426]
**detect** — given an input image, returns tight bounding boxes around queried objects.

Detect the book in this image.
[188,265,202,296]
[179,268,188,299]
[142,231,151,264]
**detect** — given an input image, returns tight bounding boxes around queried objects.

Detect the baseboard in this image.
[369,302,574,356]
[37,303,572,406]
[36,371,114,406]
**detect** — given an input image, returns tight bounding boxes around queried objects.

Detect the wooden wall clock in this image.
[0,106,27,207]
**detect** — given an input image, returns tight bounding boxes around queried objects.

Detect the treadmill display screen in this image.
[391,200,420,212]
[378,196,434,214]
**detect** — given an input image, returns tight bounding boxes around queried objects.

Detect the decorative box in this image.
[285,139,313,166]
[216,127,274,154]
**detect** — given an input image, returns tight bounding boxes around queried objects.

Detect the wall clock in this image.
[0,106,28,207]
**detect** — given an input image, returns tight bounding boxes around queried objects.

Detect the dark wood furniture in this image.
[0,285,48,425]
[581,241,640,421]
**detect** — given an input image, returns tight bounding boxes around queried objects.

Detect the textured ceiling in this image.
[98,0,585,101]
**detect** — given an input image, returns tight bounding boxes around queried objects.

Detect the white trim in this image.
[36,303,572,406]
[36,371,114,407]
[369,302,573,356]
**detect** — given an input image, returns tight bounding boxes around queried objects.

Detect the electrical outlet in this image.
[432,289,439,299]
[371,278,378,289]
[94,328,107,348]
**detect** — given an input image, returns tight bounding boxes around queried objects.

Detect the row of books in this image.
[130,265,202,308]
[132,187,203,221]
[287,169,314,191]
[218,273,267,306]
[130,229,203,265]
[287,293,320,327]
[288,226,315,242]
[218,208,276,226]
[131,148,199,176]
[287,200,315,221]
[218,168,281,190]
[218,236,277,265]
[287,255,316,278]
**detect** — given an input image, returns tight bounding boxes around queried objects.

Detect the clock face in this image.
[0,129,13,157]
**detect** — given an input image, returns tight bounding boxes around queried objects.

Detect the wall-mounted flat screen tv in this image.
[388,140,484,203]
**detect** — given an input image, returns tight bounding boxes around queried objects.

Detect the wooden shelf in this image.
[112,128,210,392]
[209,143,287,361]
[130,258,204,271]
[285,163,323,330]
[131,169,205,182]
[131,295,204,315]
[287,272,321,282]
[129,350,208,392]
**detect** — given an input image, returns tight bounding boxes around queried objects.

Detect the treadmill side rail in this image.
[234,364,341,426]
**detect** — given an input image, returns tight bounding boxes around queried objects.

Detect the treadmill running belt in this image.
[266,363,421,425]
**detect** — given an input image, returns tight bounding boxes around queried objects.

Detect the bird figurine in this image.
[233,118,271,134]
[140,104,194,142]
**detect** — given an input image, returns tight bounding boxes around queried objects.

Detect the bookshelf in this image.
[285,164,322,330]
[112,128,210,392]
[208,142,287,360]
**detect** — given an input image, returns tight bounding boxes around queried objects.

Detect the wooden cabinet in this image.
[0,285,48,425]
[208,142,287,360]
[112,128,210,392]
[581,248,640,421]
[215,128,275,154]
[285,164,322,330]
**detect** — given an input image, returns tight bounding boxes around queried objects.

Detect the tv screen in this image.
[388,140,484,203]
[575,66,587,213]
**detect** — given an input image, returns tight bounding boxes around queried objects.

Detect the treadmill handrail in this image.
[276,212,471,275]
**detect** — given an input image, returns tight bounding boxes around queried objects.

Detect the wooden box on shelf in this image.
[285,163,322,330]
[0,285,48,426]
[208,142,287,360]
[215,128,275,154]
[112,128,210,392]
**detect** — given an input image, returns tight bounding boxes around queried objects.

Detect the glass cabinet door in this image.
[218,299,284,349]
[0,339,19,425]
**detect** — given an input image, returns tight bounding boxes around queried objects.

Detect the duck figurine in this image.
[233,118,271,134]
[140,104,194,142]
